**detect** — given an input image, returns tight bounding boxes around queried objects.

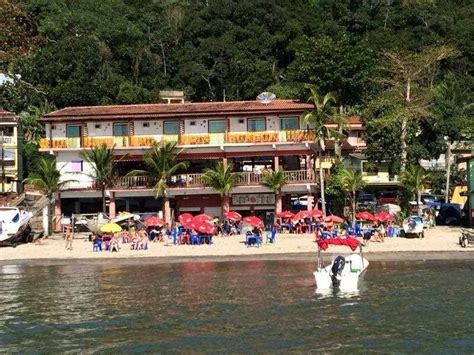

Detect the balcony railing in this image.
[110,169,315,190]
[39,129,318,149]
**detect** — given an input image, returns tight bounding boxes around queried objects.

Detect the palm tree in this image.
[202,162,240,216]
[302,84,341,215]
[339,168,366,223]
[127,141,188,221]
[80,144,117,214]
[23,157,77,235]
[261,168,287,216]
[401,165,430,213]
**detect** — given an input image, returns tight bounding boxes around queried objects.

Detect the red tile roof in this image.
[42,100,314,121]
[0,109,16,122]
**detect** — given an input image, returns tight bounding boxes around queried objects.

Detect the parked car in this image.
[377,191,400,206]
[356,192,377,211]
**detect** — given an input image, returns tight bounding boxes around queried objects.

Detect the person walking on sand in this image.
[65,226,73,250]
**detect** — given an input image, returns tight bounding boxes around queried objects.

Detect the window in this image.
[280,117,299,130]
[209,120,225,133]
[66,125,81,138]
[247,118,265,132]
[190,121,196,126]
[113,123,128,136]
[238,119,244,124]
[94,124,101,129]
[71,161,83,172]
[164,121,179,135]
[142,122,150,128]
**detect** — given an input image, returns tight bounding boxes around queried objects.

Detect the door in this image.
[66,125,82,148]
[208,120,225,144]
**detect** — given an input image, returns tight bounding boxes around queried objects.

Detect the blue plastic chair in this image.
[266,228,276,243]
[191,234,200,245]
[93,242,102,252]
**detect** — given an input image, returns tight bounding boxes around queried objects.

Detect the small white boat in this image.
[314,238,369,292]
[0,207,33,246]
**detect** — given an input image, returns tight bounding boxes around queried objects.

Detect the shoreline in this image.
[1,226,472,266]
[1,250,473,267]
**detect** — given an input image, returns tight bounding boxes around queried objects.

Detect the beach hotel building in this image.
[0,110,21,193]
[39,97,365,228]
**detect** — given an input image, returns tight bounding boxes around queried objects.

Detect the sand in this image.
[0,226,473,264]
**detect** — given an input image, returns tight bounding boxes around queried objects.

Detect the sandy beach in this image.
[0,226,472,264]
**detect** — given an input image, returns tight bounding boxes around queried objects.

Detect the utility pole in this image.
[444,136,451,203]
[1,131,4,194]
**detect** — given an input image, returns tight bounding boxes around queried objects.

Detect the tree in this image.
[365,45,459,173]
[202,162,240,216]
[127,141,188,222]
[302,84,341,215]
[339,167,366,223]
[401,165,430,213]
[23,157,76,235]
[261,168,287,217]
[79,144,116,214]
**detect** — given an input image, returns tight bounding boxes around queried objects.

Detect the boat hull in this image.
[314,255,369,291]
[0,223,32,247]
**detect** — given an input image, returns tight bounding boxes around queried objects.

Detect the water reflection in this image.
[0,259,473,353]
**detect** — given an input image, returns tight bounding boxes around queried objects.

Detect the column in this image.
[109,192,116,219]
[54,193,62,232]
[307,193,314,211]
[274,156,279,170]
[275,193,283,214]
[164,197,171,224]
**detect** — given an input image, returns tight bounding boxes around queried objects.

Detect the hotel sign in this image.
[232,194,275,206]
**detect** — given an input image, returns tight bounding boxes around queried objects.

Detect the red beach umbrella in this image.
[243,216,264,228]
[193,213,213,222]
[292,210,310,222]
[356,211,376,222]
[178,213,194,225]
[143,216,165,227]
[375,211,392,222]
[191,221,215,234]
[277,210,294,219]
[325,215,344,223]
[224,211,242,221]
[309,208,324,218]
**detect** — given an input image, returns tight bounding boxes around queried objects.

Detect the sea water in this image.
[0,259,473,352]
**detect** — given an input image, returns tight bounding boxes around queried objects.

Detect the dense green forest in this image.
[1,0,473,176]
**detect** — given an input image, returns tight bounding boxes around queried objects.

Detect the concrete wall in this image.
[184,118,208,134]
[229,116,247,132]
[56,151,94,189]
[134,120,163,136]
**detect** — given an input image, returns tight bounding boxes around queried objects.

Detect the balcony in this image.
[0,136,16,144]
[111,169,315,190]
[39,129,318,150]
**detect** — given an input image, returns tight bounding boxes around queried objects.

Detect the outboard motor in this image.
[331,255,346,288]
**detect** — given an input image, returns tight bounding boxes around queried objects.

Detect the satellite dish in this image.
[256,92,276,105]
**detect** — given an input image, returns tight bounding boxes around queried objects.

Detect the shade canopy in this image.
[224,211,242,221]
[375,211,392,222]
[317,237,360,251]
[190,221,215,234]
[310,208,324,218]
[325,215,344,223]
[144,216,165,227]
[292,210,310,222]
[243,216,264,228]
[356,211,376,222]
[193,213,213,222]
[178,213,194,225]
[100,223,122,233]
[277,211,294,219]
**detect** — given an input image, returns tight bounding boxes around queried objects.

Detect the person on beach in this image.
[64,226,73,250]
[110,234,120,252]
